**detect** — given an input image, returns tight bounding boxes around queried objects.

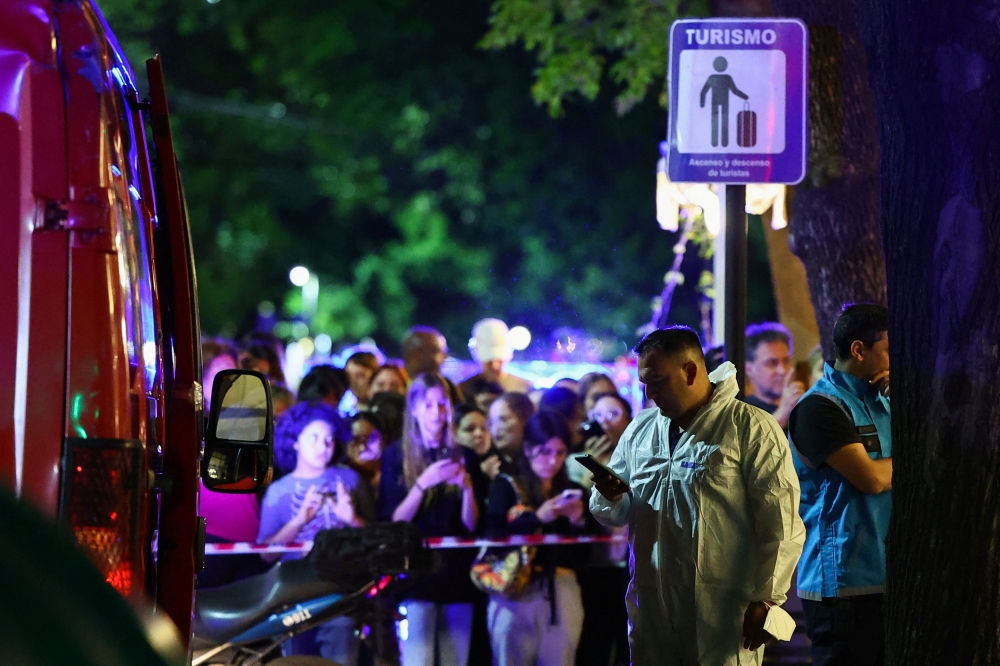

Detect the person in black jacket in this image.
[377,373,481,666]
[485,410,594,666]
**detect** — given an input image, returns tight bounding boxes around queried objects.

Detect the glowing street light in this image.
[289,266,310,287]
[508,326,532,351]
[315,334,333,355]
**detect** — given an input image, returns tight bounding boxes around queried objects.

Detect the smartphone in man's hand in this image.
[574,454,630,493]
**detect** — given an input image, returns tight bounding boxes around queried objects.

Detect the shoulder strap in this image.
[500,473,528,505]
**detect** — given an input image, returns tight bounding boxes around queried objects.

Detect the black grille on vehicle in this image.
[60,438,144,598]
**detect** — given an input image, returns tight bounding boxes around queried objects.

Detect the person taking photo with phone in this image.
[589,327,805,666]
[378,373,481,666]
[258,401,374,664]
[485,410,595,665]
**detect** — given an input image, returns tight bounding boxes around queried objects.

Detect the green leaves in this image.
[99,0,682,353]
[483,0,707,116]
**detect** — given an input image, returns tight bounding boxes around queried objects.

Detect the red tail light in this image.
[60,439,144,598]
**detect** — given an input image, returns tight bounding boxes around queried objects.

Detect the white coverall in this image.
[590,362,804,666]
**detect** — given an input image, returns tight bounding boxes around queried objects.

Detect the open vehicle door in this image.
[146,55,204,647]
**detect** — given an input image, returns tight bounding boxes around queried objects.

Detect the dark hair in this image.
[271,385,294,412]
[525,409,572,448]
[493,392,535,424]
[298,364,347,404]
[745,322,792,361]
[202,338,239,370]
[240,335,286,385]
[634,326,705,362]
[518,411,572,505]
[401,326,445,357]
[347,351,380,373]
[577,372,616,402]
[274,401,344,473]
[454,402,487,428]
[589,391,633,419]
[833,303,888,360]
[539,387,581,424]
[467,377,504,398]
[369,391,405,444]
[704,345,726,373]
[352,410,386,439]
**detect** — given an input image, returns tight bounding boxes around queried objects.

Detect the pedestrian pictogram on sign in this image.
[667,19,807,184]
[698,56,748,148]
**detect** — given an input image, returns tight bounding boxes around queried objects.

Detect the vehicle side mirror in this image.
[201,369,274,493]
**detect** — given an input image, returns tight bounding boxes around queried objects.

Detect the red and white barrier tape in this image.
[205,533,627,556]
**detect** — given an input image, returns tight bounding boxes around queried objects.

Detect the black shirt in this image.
[787,395,860,469]
[744,393,778,415]
[470,445,512,511]
[667,421,683,455]
[376,441,480,602]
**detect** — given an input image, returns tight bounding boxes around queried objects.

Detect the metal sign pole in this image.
[713,185,727,347]
[724,185,747,398]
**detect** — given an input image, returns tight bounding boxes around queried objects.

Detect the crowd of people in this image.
[199,320,635,666]
[199,305,892,666]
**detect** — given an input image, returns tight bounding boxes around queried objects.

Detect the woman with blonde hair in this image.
[377,373,482,666]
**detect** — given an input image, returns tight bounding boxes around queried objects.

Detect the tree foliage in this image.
[482,0,706,116]
[100,0,691,355]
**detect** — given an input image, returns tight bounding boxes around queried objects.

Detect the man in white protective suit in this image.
[589,327,805,666]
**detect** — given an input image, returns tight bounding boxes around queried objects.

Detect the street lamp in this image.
[288,266,319,319]
[289,266,310,287]
[509,326,532,351]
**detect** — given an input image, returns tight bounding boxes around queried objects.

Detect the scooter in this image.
[191,523,428,666]
[192,559,372,666]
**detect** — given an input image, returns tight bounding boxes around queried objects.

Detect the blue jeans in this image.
[281,615,359,666]
[397,600,473,666]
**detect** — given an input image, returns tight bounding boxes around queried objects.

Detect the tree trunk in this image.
[770,0,887,360]
[853,1,1000,663]
[761,206,821,364]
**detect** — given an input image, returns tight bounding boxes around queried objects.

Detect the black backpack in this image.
[308,522,431,589]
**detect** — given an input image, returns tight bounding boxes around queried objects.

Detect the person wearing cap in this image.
[460,319,532,396]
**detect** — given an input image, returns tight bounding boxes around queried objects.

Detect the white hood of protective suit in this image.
[590,362,805,666]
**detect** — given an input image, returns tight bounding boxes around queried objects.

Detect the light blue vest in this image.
[789,363,892,600]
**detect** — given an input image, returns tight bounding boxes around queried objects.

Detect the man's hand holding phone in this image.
[574,454,629,502]
[593,473,628,503]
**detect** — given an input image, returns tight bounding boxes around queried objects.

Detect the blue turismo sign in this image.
[666,18,808,184]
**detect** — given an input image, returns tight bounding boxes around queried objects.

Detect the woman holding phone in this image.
[378,373,481,666]
[258,401,374,663]
[485,410,594,665]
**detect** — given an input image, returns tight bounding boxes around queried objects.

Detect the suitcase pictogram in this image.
[737,102,757,147]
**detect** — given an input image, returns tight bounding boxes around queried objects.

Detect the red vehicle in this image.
[0,0,269,652]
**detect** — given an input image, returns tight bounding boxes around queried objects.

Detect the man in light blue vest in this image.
[787,303,892,666]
